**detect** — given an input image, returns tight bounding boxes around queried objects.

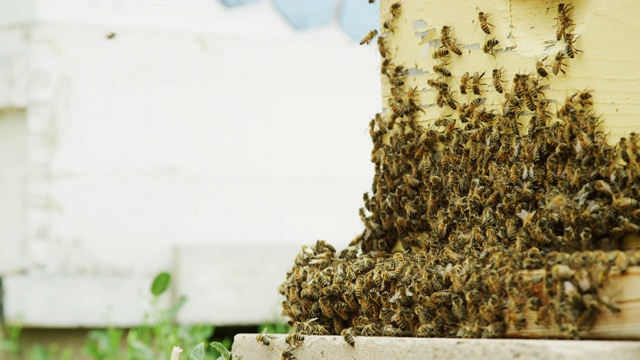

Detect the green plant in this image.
[85,272,216,360]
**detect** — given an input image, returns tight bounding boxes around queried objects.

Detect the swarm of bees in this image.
[278,2,638,358]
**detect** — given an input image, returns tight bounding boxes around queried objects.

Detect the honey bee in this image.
[478,11,493,34]
[447,41,463,56]
[551,51,567,75]
[256,327,276,346]
[433,46,450,59]
[492,67,505,93]
[433,64,452,77]
[360,29,378,45]
[556,3,575,41]
[390,2,402,18]
[377,37,388,57]
[427,79,449,92]
[382,20,396,33]
[281,349,297,360]
[459,71,470,95]
[524,91,536,111]
[285,331,305,346]
[471,71,485,95]
[613,197,639,210]
[563,33,581,58]
[483,38,499,56]
[341,328,356,347]
[536,56,548,78]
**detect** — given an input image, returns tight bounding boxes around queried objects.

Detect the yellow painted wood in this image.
[378,0,640,143]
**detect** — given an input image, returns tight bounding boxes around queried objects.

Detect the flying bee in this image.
[492,67,506,93]
[433,46,450,59]
[478,11,493,34]
[536,56,548,78]
[563,33,582,58]
[460,71,470,94]
[341,328,356,347]
[551,51,567,75]
[472,71,485,95]
[433,64,452,77]
[483,38,499,56]
[360,29,378,45]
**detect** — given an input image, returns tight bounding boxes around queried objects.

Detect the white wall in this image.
[0,0,381,326]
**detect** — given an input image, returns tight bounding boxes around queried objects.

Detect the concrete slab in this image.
[232,334,640,360]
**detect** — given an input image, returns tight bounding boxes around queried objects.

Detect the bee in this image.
[613,197,639,210]
[551,51,567,75]
[564,33,581,58]
[360,29,378,45]
[416,324,437,337]
[431,290,452,304]
[341,328,356,347]
[105,32,117,39]
[460,71,470,94]
[281,349,297,360]
[443,92,458,109]
[256,327,276,346]
[471,71,485,95]
[483,38,499,56]
[524,91,536,111]
[377,37,388,57]
[528,78,543,99]
[536,56,548,78]
[447,41,463,56]
[390,2,402,18]
[382,20,396,33]
[556,3,575,40]
[318,298,334,318]
[427,79,449,92]
[433,64,452,77]
[285,331,305,346]
[433,46,450,59]
[478,11,493,34]
[492,67,505,93]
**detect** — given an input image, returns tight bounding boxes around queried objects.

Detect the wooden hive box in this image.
[378,0,640,339]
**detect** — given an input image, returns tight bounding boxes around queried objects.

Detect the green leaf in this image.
[151,272,172,296]
[189,342,205,360]
[209,342,231,360]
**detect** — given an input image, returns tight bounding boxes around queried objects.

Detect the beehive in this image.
[278,0,640,356]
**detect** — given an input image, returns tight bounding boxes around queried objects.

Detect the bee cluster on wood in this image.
[276,2,640,357]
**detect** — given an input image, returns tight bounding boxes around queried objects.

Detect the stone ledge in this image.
[232,334,640,360]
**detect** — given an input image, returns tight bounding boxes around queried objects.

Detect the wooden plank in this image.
[506,267,640,339]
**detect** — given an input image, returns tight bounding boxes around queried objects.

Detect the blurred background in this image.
[0,0,380,357]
